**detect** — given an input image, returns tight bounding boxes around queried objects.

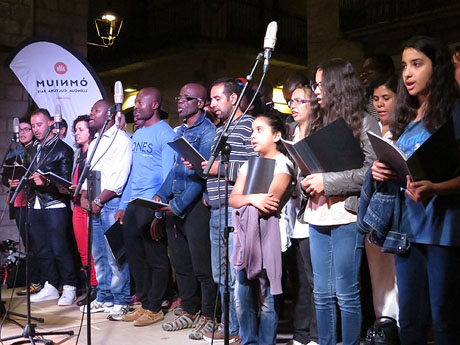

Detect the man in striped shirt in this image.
[200,78,257,341]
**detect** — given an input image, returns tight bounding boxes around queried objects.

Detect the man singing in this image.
[153,83,217,340]
[115,87,176,327]
[80,99,132,320]
[24,108,78,305]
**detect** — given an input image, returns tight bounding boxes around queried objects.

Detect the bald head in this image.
[184,83,207,100]
[139,87,162,105]
[177,83,207,122]
[89,99,114,131]
[134,87,162,124]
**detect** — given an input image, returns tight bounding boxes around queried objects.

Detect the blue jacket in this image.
[357,167,410,254]
[155,112,216,217]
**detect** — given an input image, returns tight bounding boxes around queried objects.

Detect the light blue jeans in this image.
[309,222,364,345]
[92,197,131,305]
[210,207,239,336]
[235,270,277,345]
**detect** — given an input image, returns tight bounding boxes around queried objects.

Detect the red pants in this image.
[73,205,98,286]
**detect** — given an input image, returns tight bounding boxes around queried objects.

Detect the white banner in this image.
[8,38,107,147]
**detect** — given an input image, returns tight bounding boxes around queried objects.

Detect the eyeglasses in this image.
[19,128,32,133]
[174,96,202,102]
[288,99,312,107]
[311,82,322,91]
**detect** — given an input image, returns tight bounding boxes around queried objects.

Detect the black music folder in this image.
[1,164,27,180]
[368,117,460,185]
[243,156,276,194]
[37,169,72,191]
[127,197,168,211]
[168,137,206,177]
[104,219,126,266]
[281,117,364,175]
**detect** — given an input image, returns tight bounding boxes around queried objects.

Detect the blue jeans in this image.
[210,207,239,336]
[310,222,364,345]
[395,243,460,345]
[235,270,277,345]
[92,198,130,305]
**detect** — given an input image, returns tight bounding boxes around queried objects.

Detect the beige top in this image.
[303,193,357,226]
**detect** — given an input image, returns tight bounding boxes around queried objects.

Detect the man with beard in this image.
[186,78,258,342]
[115,87,176,326]
[80,99,132,320]
[152,83,217,340]
[24,109,77,305]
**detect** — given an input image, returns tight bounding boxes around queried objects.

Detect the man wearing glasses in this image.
[152,83,217,340]
[115,87,176,325]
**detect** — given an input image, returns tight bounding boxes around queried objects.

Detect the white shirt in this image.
[379,122,393,143]
[82,125,132,195]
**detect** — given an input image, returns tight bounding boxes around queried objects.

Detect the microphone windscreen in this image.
[13,117,20,133]
[114,81,124,104]
[54,104,62,122]
[263,21,278,50]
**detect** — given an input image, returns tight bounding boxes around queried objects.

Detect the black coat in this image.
[27,136,73,208]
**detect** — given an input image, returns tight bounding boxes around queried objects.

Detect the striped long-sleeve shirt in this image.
[207,114,257,208]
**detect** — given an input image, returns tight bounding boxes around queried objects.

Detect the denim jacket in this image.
[357,168,410,254]
[155,112,216,218]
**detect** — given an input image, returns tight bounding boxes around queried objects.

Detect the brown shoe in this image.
[122,306,146,322]
[134,309,164,327]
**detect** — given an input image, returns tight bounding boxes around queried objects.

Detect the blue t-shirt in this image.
[396,100,460,247]
[119,120,175,210]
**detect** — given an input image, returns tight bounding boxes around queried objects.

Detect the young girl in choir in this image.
[302,59,379,345]
[229,113,294,345]
[371,35,460,345]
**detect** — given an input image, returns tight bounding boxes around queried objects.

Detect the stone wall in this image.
[0,0,88,241]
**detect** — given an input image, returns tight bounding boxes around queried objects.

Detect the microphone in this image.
[114,81,124,125]
[53,104,62,132]
[263,21,278,74]
[13,117,20,143]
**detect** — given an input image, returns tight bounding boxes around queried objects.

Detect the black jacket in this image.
[27,135,74,208]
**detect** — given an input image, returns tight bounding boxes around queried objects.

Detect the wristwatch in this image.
[93,198,104,208]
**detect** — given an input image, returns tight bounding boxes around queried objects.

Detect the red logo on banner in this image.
[54,62,67,74]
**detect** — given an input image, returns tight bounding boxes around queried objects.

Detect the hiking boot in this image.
[107,304,129,321]
[162,311,200,331]
[16,283,43,296]
[134,309,164,327]
[122,306,146,322]
[30,282,59,303]
[189,315,219,340]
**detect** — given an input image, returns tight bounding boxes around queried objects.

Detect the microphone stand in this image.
[9,126,53,205]
[3,128,74,344]
[73,107,114,345]
[0,138,38,327]
[203,52,263,345]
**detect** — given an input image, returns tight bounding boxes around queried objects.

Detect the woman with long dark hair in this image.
[301,59,379,345]
[372,36,460,345]
[70,115,98,306]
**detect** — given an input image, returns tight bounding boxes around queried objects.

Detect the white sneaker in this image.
[58,285,76,306]
[80,299,114,313]
[107,304,129,321]
[307,342,319,345]
[30,281,59,303]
